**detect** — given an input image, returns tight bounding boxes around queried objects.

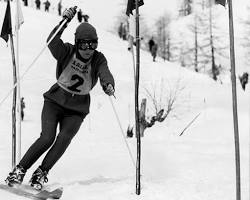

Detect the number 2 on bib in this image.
[67,74,84,92]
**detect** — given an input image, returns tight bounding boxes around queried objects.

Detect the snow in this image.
[0,1,249,200]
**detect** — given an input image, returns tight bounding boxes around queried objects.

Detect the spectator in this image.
[58,0,62,16]
[118,23,123,39]
[239,72,249,91]
[77,9,83,23]
[35,0,41,10]
[23,0,28,6]
[122,23,127,40]
[43,0,50,12]
[151,43,158,62]
[83,14,89,22]
[148,37,155,52]
[21,97,25,121]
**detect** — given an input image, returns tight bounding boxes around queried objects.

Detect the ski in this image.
[0,184,63,199]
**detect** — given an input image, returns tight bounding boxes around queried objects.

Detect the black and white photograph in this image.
[0,0,249,199]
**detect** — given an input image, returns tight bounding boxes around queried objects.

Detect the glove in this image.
[62,7,77,22]
[104,84,115,96]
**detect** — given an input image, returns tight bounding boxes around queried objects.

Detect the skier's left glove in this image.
[104,83,115,96]
[62,7,77,22]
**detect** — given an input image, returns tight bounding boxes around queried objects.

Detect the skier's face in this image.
[78,48,95,59]
[77,39,97,59]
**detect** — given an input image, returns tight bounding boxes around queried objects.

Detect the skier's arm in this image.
[97,56,115,95]
[47,7,77,61]
[47,20,69,61]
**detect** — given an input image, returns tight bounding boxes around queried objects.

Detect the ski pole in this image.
[108,96,136,167]
[0,18,69,108]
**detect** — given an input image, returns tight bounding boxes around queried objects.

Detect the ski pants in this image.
[19,100,86,172]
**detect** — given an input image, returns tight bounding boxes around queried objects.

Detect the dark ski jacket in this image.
[43,22,115,116]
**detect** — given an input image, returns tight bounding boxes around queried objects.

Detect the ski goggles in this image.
[77,39,98,50]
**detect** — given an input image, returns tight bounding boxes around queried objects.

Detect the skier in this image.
[5,7,115,190]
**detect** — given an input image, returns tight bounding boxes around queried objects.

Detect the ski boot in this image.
[5,165,26,187]
[29,167,48,190]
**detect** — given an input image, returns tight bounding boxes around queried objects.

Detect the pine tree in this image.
[181,0,228,80]
[155,13,172,61]
[243,6,250,65]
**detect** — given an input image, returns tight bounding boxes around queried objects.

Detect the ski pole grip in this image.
[62,6,78,20]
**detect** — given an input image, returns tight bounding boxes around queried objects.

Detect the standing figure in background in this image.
[35,0,41,10]
[83,14,89,22]
[22,0,28,6]
[121,23,127,40]
[239,72,249,91]
[118,22,123,39]
[43,0,51,12]
[21,97,25,121]
[58,0,62,16]
[77,9,83,23]
[151,43,158,62]
[148,37,155,52]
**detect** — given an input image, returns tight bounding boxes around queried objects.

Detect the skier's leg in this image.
[19,101,61,170]
[40,113,85,172]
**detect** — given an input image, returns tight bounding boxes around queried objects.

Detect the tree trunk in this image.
[209,0,217,80]
[194,14,198,72]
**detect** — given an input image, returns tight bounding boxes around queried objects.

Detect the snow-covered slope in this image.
[0,2,249,200]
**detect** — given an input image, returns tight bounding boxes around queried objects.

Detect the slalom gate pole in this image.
[135,0,141,195]
[9,33,17,169]
[16,0,23,163]
[227,1,241,200]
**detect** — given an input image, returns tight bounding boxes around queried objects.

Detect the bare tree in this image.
[143,78,186,124]
[126,78,187,137]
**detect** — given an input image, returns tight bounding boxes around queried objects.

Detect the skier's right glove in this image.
[104,83,115,96]
[62,7,77,22]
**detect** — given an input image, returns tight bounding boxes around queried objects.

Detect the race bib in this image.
[57,55,92,95]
